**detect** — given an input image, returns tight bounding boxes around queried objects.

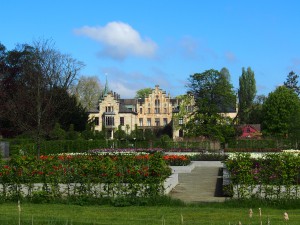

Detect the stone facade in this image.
[136,85,176,128]
[88,85,180,139]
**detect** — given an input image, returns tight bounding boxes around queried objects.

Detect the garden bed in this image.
[0,153,172,201]
[223,152,300,199]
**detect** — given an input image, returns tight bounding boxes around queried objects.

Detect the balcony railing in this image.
[103,111,115,115]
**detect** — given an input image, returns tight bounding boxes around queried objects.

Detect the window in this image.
[140,108,142,114]
[155,99,160,114]
[139,118,143,126]
[155,99,160,107]
[164,108,167,113]
[163,118,168,126]
[155,118,160,126]
[147,118,151,126]
[105,116,114,126]
[120,117,124,126]
[179,118,183,125]
[148,108,150,114]
[94,117,99,126]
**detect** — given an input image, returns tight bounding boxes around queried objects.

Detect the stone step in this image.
[169,166,226,203]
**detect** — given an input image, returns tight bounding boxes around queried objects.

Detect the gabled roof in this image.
[239,124,261,132]
[88,108,99,113]
[119,99,136,105]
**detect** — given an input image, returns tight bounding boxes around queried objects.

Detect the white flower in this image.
[284,212,289,221]
[249,208,253,218]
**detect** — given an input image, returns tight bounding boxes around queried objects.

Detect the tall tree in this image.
[0,40,85,155]
[70,76,102,111]
[186,69,236,142]
[248,95,266,124]
[220,67,230,81]
[238,67,257,124]
[135,88,152,99]
[262,86,300,138]
[284,71,300,96]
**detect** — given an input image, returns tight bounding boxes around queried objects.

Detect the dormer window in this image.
[105,106,114,112]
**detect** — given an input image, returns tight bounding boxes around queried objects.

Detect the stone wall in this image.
[0,142,9,158]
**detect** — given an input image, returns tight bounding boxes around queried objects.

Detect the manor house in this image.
[88,83,182,139]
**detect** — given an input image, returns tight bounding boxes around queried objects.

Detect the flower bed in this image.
[224,148,281,153]
[88,148,164,154]
[0,152,172,201]
[224,153,300,199]
[88,148,192,166]
[88,148,225,164]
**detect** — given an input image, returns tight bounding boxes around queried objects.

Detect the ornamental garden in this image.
[0,138,299,204]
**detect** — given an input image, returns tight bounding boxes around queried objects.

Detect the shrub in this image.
[189,153,228,161]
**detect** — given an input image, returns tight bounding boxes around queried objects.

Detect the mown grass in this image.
[0,200,299,225]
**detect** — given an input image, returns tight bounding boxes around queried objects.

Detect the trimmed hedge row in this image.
[9,139,215,156]
[227,139,300,150]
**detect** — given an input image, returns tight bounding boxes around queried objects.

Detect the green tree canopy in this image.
[220,67,231,81]
[70,75,102,111]
[135,88,152,99]
[262,86,300,138]
[188,69,236,115]
[248,94,266,124]
[186,69,236,142]
[238,67,257,124]
[284,71,300,96]
[0,40,87,146]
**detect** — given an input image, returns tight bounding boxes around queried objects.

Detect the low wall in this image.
[232,185,300,199]
[164,173,178,194]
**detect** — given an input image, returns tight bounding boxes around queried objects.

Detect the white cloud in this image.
[109,82,137,99]
[74,21,157,60]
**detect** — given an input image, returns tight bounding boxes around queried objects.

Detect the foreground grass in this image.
[0,201,299,225]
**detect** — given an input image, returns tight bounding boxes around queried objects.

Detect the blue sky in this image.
[1,0,300,98]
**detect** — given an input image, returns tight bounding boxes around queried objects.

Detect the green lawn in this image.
[0,202,298,225]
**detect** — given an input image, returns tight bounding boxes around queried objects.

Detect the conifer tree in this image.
[284,71,300,96]
[238,67,257,124]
